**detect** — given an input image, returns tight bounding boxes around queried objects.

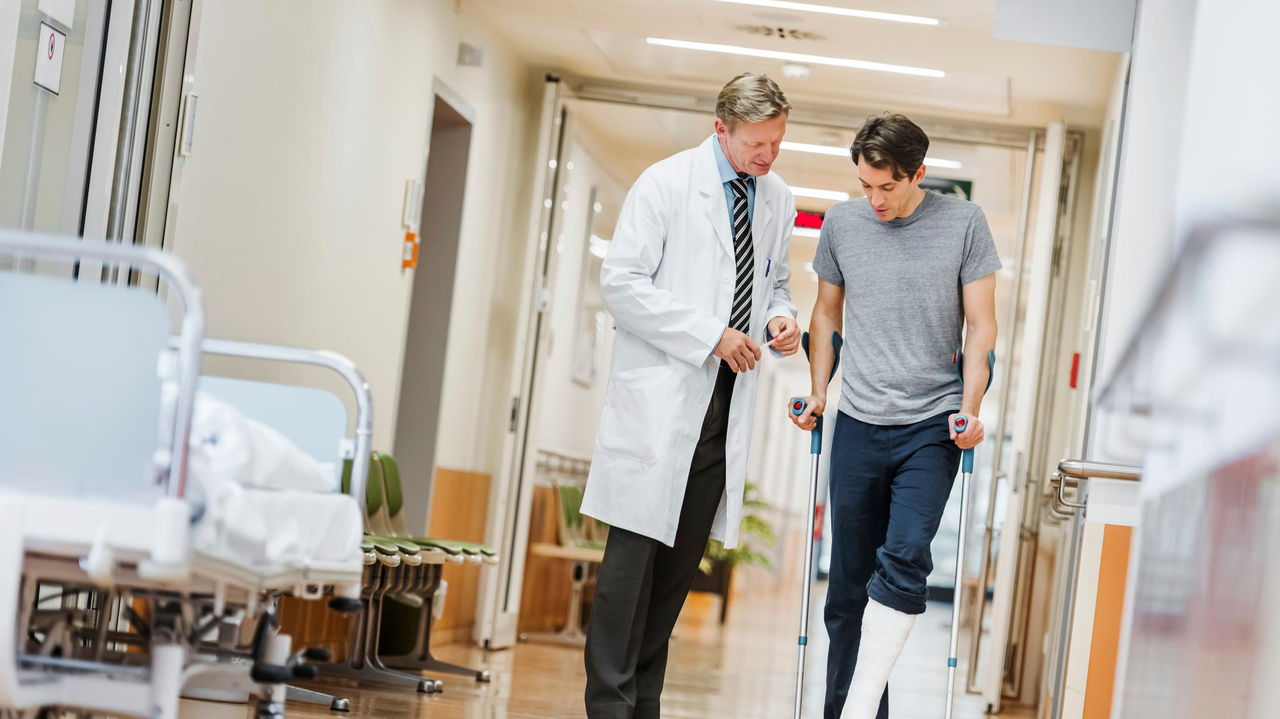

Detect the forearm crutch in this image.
[788,330,843,719]
[944,348,995,719]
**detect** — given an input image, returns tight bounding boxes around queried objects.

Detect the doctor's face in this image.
[716,114,787,177]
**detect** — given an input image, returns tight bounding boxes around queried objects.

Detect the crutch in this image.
[944,348,995,719]
[788,330,843,719]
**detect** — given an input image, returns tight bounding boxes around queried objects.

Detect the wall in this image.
[528,120,624,458]
[169,1,541,502]
[1108,1,1280,717]
[1089,0,1200,458]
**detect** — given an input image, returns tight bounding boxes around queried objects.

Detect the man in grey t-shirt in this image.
[790,114,1000,719]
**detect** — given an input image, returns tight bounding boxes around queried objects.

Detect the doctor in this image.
[581,72,801,719]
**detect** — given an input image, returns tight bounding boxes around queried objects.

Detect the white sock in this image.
[840,599,917,719]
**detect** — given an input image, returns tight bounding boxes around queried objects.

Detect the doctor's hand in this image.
[715,328,762,373]
[767,316,801,356]
[789,393,825,432]
[949,413,985,450]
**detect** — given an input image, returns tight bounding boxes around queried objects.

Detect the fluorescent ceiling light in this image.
[709,0,939,26]
[792,186,850,202]
[781,141,846,157]
[646,38,945,79]
[781,141,962,169]
[793,227,821,238]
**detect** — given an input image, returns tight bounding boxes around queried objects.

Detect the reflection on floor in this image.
[181,583,1033,718]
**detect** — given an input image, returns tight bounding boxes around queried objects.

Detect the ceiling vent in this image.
[733,25,827,42]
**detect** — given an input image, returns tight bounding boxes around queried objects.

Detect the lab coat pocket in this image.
[595,365,677,465]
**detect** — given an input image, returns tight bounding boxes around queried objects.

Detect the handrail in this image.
[1044,457,1140,719]
[1092,216,1280,409]
[1056,460,1141,482]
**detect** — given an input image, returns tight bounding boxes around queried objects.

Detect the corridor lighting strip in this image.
[645,38,946,79]
[781,141,963,169]
[708,0,940,26]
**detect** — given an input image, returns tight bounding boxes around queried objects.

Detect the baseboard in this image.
[434,624,478,647]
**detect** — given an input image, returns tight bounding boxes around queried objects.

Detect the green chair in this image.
[340,457,424,566]
[317,456,444,695]
[554,480,608,551]
[373,452,492,682]
[376,453,496,562]
[521,478,607,646]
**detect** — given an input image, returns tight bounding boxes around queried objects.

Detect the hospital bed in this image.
[0,231,368,718]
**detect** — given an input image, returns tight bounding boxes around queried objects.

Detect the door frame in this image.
[476,76,569,649]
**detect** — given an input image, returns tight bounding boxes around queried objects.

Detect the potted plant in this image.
[690,481,777,624]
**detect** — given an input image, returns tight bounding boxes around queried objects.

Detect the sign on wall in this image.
[921,177,974,201]
[33,22,66,95]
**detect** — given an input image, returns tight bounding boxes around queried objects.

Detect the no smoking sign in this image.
[34,22,66,95]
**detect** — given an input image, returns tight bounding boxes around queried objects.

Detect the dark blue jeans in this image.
[823,410,962,719]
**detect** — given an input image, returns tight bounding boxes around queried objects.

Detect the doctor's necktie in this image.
[728,176,754,334]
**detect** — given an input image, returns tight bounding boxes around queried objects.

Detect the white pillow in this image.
[188,391,337,494]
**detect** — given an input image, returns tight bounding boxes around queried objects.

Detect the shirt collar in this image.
[712,136,753,186]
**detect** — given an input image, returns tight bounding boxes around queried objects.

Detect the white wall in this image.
[529,126,625,458]
[1089,0,1199,455]
[1172,0,1280,237]
[169,1,540,478]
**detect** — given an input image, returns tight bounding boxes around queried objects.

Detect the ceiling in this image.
[484,1,1090,334]
[476,0,1124,130]
[566,99,1031,334]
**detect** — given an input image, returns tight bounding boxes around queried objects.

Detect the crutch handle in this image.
[791,398,807,416]
[952,349,995,475]
[791,398,825,454]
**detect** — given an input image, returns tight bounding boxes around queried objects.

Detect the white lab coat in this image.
[581,134,797,548]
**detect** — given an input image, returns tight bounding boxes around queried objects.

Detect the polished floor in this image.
[180,581,1033,719]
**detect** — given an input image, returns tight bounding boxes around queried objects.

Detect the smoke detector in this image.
[782,62,812,80]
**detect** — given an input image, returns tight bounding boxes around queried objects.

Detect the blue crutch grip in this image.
[791,398,824,454]
[952,416,975,474]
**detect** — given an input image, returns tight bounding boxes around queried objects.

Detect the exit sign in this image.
[796,210,824,230]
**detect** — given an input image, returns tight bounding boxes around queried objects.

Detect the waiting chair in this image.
[521,479,608,645]
[373,453,493,682]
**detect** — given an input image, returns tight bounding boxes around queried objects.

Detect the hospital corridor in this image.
[0,1,1277,719]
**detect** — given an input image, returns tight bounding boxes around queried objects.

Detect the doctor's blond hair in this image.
[716,73,790,131]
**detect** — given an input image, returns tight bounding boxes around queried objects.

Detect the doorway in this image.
[393,87,474,534]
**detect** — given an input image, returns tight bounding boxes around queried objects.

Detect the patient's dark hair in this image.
[849,113,930,181]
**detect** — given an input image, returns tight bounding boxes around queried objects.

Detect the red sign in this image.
[796,210,824,229]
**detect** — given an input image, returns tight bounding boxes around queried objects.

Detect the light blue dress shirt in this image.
[712,137,755,235]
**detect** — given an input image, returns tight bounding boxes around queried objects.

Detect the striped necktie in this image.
[729,177,754,333]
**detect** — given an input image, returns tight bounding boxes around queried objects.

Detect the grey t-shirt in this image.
[812,191,1002,425]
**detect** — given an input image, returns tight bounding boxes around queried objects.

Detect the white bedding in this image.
[187,391,360,568]
[188,391,337,494]
[191,481,362,568]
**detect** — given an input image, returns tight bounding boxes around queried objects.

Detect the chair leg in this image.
[315,564,444,695]
[391,565,440,663]
[382,566,490,682]
[520,560,590,648]
[287,683,351,712]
